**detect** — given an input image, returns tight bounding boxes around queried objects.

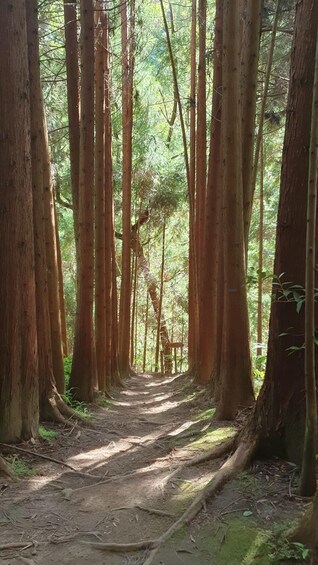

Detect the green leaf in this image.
[243,511,253,517]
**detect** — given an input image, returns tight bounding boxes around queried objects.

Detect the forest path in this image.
[0,374,303,564]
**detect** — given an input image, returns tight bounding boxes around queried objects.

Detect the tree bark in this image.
[248,0,318,463]
[240,0,262,248]
[70,0,96,401]
[95,2,107,393]
[0,0,38,442]
[63,0,80,260]
[118,0,134,379]
[216,0,254,419]
[197,0,223,386]
[289,491,318,546]
[299,28,318,497]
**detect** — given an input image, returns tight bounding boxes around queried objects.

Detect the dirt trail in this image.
[0,374,305,564]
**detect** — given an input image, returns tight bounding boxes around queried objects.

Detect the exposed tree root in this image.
[166,435,237,483]
[112,505,175,517]
[0,542,34,551]
[287,491,318,545]
[0,455,16,480]
[0,443,102,479]
[84,436,256,561]
[84,540,158,552]
[42,390,95,428]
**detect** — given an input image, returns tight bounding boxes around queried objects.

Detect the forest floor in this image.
[0,373,313,565]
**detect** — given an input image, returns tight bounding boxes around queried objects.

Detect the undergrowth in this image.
[63,356,93,420]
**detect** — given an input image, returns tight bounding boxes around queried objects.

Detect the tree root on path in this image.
[0,455,16,480]
[83,436,256,562]
[112,505,175,517]
[47,392,95,428]
[0,443,102,479]
[165,435,237,483]
[0,542,34,551]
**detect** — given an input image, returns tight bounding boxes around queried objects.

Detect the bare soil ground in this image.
[0,374,311,564]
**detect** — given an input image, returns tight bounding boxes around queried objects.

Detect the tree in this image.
[216,0,254,418]
[118,0,135,378]
[299,26,318,497]
[197,0,223,387]
[289,491,318,546]
[70,0,96,401]
[95,1,107,393]
[64,0,80,259]
[247,0,318,461]
[0,0,38,441]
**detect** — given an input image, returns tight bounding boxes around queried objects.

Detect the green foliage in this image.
[7,457,35,477]
[254,354,267,394]
[269,537,310,562]
[39,425,58,444]
[63,355,72,389]
[61,356,92,419]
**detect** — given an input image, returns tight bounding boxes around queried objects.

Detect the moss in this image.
[7,457,35,477]
[39,425,58,444]
[187,426,235,451]
[194,407,216,422]
[95,395,113,407]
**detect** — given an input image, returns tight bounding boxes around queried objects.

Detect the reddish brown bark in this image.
[0,0,38,442]
[118,0,134,378]
[196,0,207,274]
[70,0,96,401]
[63,0,80,257]
[43,121,65,395]
[241,0,262,246]
[54,201,68,357]
[188,0,196,371]
[216,0,254,419]
[197,0,223,386]
[248,0,318,462]
[95,3,107,393]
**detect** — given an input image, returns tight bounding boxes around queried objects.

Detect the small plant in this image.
[95,395,113,407]
[39,425,58,444]
[61,389,92,419]
[269,536,310,562]
[8,456,35,477]
[253,354,266,393]
[63,355,73,389]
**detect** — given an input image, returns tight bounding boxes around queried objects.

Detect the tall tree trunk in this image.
[247,0,318,463]
[63,0,80,260]
[155,222,167,373]
[27,0,60,420]
[118,0,134,378]
[188,0,196,372]
[143,291,149,373]
[70,0,96,401]
[299,29,318,497]
[130,252,138,367]
[95,2,107,393]
[0,0,38,442]
[197,0,223,386]
[246,0,281,248]
[135,236,173,373]
[196,0,206,276]
[103,5,118,386]
[43,119,65,395]
[216,0,254,419]
[256,137,264,357]
[240,0,262,248]
[54,201,68,357]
